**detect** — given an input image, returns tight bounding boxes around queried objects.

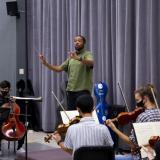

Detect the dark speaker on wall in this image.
[6,1,20,18]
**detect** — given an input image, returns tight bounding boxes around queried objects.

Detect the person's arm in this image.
[80,58,94,67]
[69,52,94,67]
[57,141,73,154]
[105,119,136,148]
[52,132,73,154]
[39,54,63,72]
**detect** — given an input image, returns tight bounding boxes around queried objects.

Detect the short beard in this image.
[75,46,84,52]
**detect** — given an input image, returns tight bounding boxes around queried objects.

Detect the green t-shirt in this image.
[60,49,93,93]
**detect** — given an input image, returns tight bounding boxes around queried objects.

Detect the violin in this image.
[56,116,81,134]
[1,101,26,141]
[44,116,81,143]
[111,107,144,125]
[109,82,144,125]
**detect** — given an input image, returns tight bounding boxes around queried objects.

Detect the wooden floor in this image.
[0,130,59,160]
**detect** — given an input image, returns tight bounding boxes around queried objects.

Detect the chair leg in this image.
[8,141,16,152]
[14,141,16,153]
[8,141,10,150]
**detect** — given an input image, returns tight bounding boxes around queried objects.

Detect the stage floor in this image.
[0,130,66,160]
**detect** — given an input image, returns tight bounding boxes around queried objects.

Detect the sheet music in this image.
[12,96,42,101]
[60,110,99,124]
[133,121,160,159]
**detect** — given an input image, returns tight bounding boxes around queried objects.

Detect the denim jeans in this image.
[115,154,133,160]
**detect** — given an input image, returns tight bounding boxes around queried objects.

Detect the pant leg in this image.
[67,90,90,110]
[115,154,133,160]
[66,91,77,110]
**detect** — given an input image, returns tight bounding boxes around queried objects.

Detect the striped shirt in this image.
[129,108,160,160]
[64,117,114,153]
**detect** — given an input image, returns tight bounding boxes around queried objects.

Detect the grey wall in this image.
[0,0,17,95]
[0,0,27,95]
[16,0,27,84]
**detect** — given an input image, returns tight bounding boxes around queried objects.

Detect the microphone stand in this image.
[24,100,28,160]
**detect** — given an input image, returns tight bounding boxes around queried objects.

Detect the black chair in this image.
[155,140,160,160]
[73,146,115,160]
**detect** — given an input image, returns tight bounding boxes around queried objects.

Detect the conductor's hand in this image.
[105,119,117,131]
[39,54,48,65]
[69,52,79,61]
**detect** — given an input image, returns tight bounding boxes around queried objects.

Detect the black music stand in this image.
[12,96,42,160]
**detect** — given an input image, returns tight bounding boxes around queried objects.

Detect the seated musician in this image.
[0,80,11,155]
[52,94,114,154]
[106,84,160,160]
[0,80,25,154]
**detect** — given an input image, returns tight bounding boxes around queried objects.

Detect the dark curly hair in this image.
[0,80,11,89]
[76,94,93,113]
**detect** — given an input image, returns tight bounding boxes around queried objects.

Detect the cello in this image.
[94,82,109,124]
[1,99,26,141]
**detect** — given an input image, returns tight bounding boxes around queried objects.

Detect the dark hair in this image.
[134,87,144,97]
[0,80,11,89]
[76,94,93,113]
[135,84,156,104]
[76,35,86,44]
[142,84,156,103]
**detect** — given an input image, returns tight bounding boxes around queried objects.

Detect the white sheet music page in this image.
[133,121,160,159]
[60,110,99,124]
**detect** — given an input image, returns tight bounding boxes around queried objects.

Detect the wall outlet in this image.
[19,68,24,75]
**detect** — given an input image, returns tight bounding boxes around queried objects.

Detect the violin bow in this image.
[117,82,130,112]
[150,87,160,115]
[51,91,71,121]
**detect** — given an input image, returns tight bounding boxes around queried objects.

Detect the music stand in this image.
[12,96,42,160]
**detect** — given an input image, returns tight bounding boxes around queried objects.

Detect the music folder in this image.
[133,121,160,159]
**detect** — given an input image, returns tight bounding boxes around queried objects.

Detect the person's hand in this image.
[9,96,16,103]
[140,145,155,160]
[105,119,117,131]
[39,54,47,65]
[52,131,62,143]
[68,52,79,60]
[131,145,141,155]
